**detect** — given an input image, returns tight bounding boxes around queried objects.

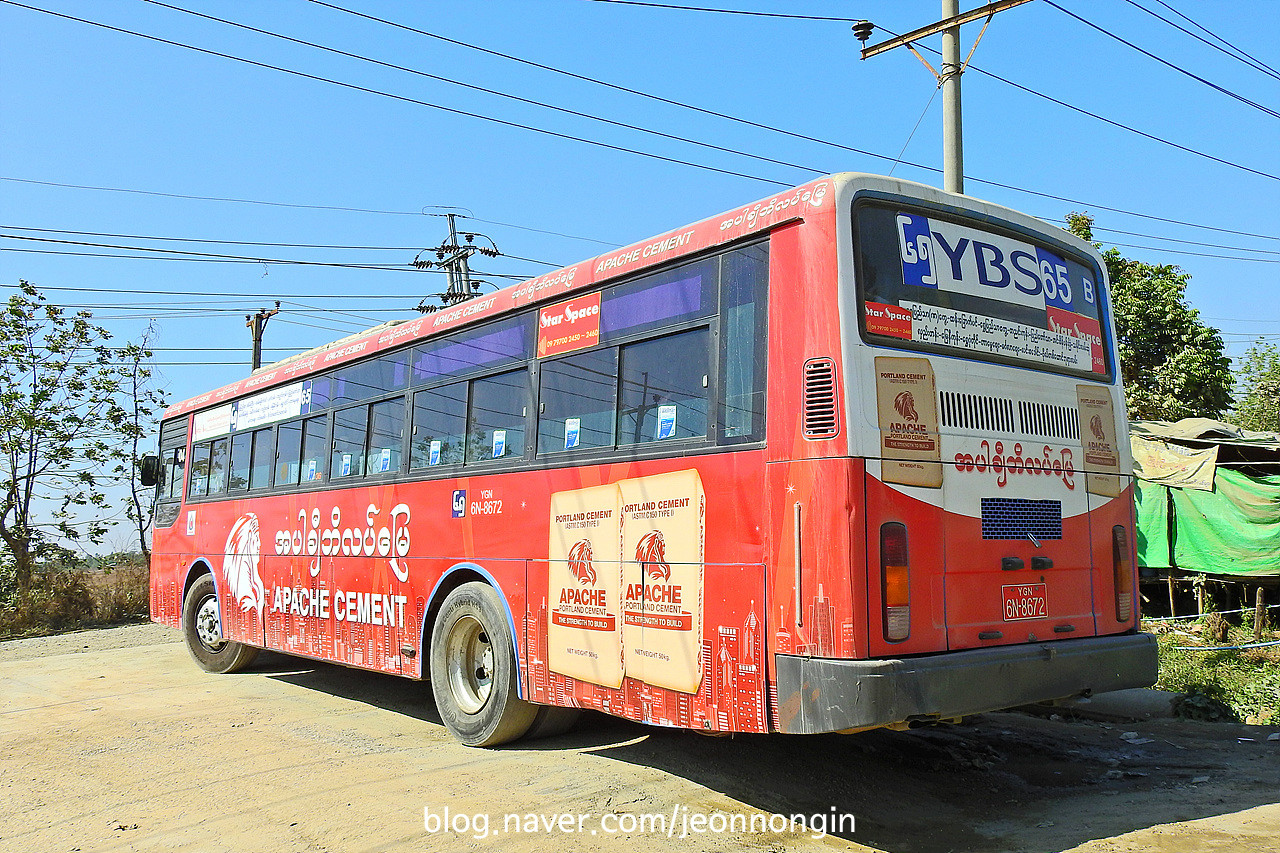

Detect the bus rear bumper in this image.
[773,633,1158,735]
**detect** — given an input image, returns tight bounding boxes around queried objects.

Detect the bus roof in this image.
[161,172,1084,421]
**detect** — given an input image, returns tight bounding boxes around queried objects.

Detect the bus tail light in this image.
[881,523,910,642]
[1112,525,1133,623]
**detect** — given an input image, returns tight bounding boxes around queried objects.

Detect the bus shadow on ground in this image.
[252,656,1278,853]
[585,713,1280,853]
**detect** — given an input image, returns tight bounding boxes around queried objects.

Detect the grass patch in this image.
[1148,617,1280,725]
[0,555,149,639]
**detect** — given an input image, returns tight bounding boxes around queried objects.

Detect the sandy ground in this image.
[1,623,1278,853]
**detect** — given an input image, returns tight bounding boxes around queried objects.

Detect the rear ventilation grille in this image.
[981,498,1064,541]
[1019,401,1080,441]
[940,392,1015,433]
[803,358,839,438]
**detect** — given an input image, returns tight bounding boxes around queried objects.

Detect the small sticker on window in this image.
[429,440,442,466]
[564,418,581,450]
[493,430,507,458]
[340,454,352,477]
[306,459,318,480]
[655,405,677,440]
[378,447,392,473]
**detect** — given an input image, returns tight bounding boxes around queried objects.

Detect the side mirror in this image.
[139,454,161,487]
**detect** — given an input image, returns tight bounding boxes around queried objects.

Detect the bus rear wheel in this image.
[182,574,258,674]
[430,582,538,747]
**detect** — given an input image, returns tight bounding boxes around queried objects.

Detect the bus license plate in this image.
[1002,583,1047,621]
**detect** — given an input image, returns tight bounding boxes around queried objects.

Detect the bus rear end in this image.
[773,175,1157,734]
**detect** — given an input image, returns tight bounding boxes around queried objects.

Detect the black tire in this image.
[429,582,537,747]
[182,574,259,674]
[526,705,582,741]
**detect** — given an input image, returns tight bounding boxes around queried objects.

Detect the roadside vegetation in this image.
[1148,616,1280,725]
[0,550,149,639]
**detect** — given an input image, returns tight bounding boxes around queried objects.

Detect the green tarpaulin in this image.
[1135,468,1280,577]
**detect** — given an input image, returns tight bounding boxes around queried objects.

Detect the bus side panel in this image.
[765,457,864,659]
[184,502,265,648]
[148,543,184,629]
[763,217,843,464]
[1088,481,1139,636]
[523,452,768,732]
[863,472,950,658]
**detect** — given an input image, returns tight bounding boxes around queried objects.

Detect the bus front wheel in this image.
[182,574,258,674]
[430,582,537,746]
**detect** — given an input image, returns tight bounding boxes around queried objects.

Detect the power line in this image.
[0,282,474,300]
[871,24,1280,185]
[309,0,1280,237]
[0,232,419,267]
[139,0,821,185]
[8,1,1275,259]
[1122,0,1280,82]
[579,0,858,22]
[1040,0,1280,121]
[0,174,425,217]
[0,245,419,271]
[2,224,566,268]
[1150,0,1280,79]
[1075,225,1280,257]
[0,176,616,248]
[0,2,794,188]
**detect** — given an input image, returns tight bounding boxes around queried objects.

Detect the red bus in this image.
[147,173,1157,746]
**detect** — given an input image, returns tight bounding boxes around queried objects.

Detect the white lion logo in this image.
[222,513,265,612]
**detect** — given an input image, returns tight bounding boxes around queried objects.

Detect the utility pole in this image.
[245,300,280,371]
[413,213,501,313]
[854,0,1032,195]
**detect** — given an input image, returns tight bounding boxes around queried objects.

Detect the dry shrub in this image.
[0,554,150,638]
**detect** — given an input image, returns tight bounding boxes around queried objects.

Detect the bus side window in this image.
[228,432,252,492]
[720,242,769,443]
[617,328,710,445]
[160,446,185,500]
[249,427,274,490]
[189,442,211,497]
[410,383,466,469]
[300,415,328,482]
[207,438,229,494]
[367,397,404,475]
[466,368,530,463]
[538,348,618,454]
[277,420,303,485]
[332,405,367,480]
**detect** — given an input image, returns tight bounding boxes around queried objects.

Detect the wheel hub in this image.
[195,596,226,651]
[445,615,493,714]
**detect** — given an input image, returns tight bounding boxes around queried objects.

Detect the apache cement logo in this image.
[568,539,597,586]
[636,531,671,582]
[1090,413,1106,441]
[893,391,920,423]
[222,513,266,613]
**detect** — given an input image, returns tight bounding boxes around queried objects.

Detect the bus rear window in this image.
[854,203,1110,380]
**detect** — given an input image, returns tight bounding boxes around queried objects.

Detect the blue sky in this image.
[2,0,1278,420]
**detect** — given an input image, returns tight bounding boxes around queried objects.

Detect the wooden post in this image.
[1196,580,1205,616]
[1167,575,1177,618]
[1255,587,1266,642]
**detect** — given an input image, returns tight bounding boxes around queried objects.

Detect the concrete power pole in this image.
[413,214,500,313]
[246,300,280,371]
[855,0,1032,195]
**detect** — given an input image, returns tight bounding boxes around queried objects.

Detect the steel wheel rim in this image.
[195,594,226,652]
[445,614,493,714]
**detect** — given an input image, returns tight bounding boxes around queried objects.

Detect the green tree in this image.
[1066,214,1233,421]
[0,282,162,593]
[1233,339,1280,432]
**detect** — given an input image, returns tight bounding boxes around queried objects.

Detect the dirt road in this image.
[2,624,1278,853]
